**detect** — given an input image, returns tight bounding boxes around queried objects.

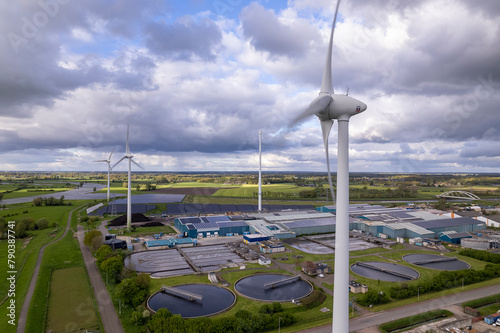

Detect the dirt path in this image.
[77,224,125,333]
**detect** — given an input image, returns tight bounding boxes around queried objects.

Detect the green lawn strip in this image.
[46,267,99,332]
[462,293,500,309]
[109,226,175,237]
[378,309,453,333]
[370,276,500,312]
[477,302,500,316]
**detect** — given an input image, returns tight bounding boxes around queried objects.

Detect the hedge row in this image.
[379,309,453,333]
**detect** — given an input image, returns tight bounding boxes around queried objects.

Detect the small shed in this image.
[349,281,368,294]
[439,231,471,244]
[301,261,331,276]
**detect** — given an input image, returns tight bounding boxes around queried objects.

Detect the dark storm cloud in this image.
[459,143,500,158]
[144,17,223,61]
[240,2,320,57]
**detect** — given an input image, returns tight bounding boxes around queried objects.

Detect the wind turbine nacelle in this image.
[317,94,367,121]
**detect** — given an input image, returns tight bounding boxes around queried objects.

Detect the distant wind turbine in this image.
[112,125,143,233]
[94,148,115,202]
[291,0,367,331]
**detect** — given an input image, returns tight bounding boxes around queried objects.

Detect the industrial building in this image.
[461,237,500,250]
[144,237,197,249]
[168,204,488,245]
[175,216,250,238]
[259,240,286,253]
[438,231,472,244]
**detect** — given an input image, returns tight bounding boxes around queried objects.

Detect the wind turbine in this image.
[293,1,367,332]
[112,125,143,233]
[94,148,115,202]
[258,130,262,213]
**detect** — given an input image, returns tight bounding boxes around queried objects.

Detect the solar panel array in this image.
[89,204,156,216]
[165,203,314,215]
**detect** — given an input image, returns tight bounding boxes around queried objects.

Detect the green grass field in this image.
[46,267,99,332]
[213,184,305,197]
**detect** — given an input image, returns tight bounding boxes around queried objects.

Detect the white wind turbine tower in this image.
[293,1,367,331]
[112,125,143,233]
[258,130,262,213]
[94,148,115,202]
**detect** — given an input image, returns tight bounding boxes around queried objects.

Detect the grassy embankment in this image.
[0,201,100,333]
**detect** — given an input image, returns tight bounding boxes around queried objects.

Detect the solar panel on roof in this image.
[179,217,202,224]
[186,224,196,230]
[413,217,482,229]
[200,217,209,223]
[206,216,230,223]
[196,222,220,231]
[217,221,248,228]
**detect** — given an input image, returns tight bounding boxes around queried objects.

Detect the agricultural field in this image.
[46,267,99,332]
[213,184,306,198]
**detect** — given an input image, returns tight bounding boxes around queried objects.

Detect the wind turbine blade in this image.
[320,0,341,95]
[126,124,130,155]
[131,158,144,170]
[321,119,336,204]
[291,94,333,126]
[94,160,108,163]
[112,156,127,170]
[108,146,116,161]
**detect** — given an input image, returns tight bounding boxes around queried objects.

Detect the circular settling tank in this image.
[147,284,235,318]
[350,261,419,282]
[234,274,313,302]
[403,254,470,271]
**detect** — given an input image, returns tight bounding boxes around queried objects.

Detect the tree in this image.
[20,217,36,231]
[96,245,113,265]
[35,218,49,230]
[148,308,173,333]
[100,256,123,282]
[115,277,148,307]
[0,218,7,238]
[32,197,43,206]
[84,230,103,249]
[15,219,28,238]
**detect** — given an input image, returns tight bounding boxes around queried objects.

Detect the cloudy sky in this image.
[0,0,499,173]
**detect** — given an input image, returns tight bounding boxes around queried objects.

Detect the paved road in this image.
[77,224,125,333]
[300,283,500,332]
[16,205,83,333]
